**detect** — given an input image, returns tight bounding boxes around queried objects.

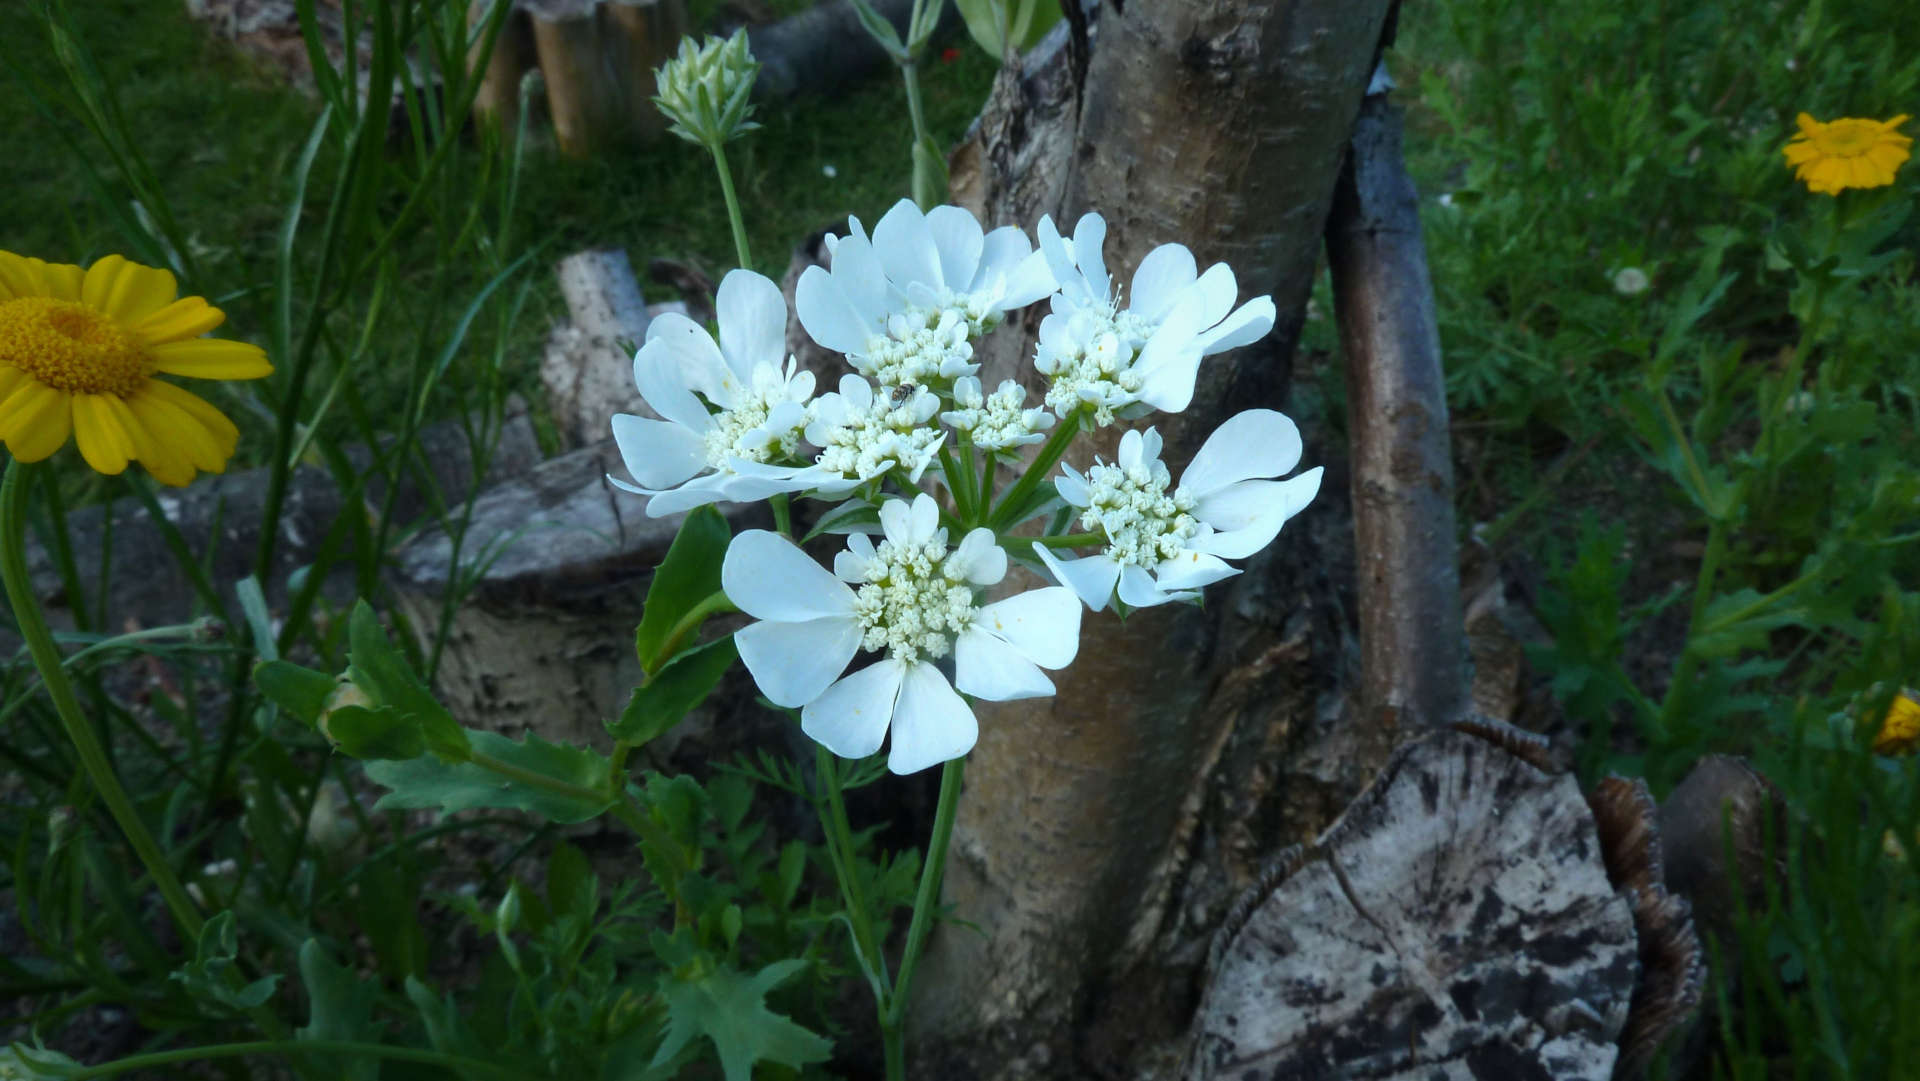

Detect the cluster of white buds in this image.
[652,29,760,147]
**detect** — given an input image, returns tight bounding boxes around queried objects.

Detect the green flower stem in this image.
[644,590,742,677]
[937,443,972,522]
[0,462,291,1043]
[465,747,689,883]
[884,755,964,1034]
[708,139,753,270]
[899,60,936,210]
[770,490,792,538]
[816,746,893,989]
[988,409,1080,530]
[59,1038,531,1081]
[0,463,204,940]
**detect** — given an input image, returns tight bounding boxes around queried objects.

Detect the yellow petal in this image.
[1885,114,1912,131]
[142,380,240,458]
[1796,112,1821,136]
[90,256,178,323]
[0,365,27,403]
[0,383,74,462]
[40,261,84,301]
[0,251,48,301]
[131,296,226,345]
[148,338,272,380]
[1870,144,1910,172]
[72,394,132,475]
[115,394,195,486]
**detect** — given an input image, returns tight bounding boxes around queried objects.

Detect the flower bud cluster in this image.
[653,29,760,147]
[859,304,980,388]
[940,376,1053,450]
[848,535,978,666]
[1080,457,1200,568]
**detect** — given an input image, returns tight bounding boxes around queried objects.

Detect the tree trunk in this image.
[919,3,1399,1076]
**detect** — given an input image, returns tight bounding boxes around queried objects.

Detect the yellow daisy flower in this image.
[0,251,271,487]
[1872,688,1920,756]
[1782,112,1912,195]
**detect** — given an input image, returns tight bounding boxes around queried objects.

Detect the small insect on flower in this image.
[1781,112,1912,195]
[890,382,919,408]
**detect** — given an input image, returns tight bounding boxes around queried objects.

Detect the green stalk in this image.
[0,463,289,1042]
[816,747,894,1009]
[883,755,965,1035]
[988,409,1081,530]
[770,490,792,538]
[709,139,754,269]
[59,1038,530,1081]
[899,60,936,211]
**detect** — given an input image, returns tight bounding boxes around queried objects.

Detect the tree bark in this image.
[918,3,1397,1077]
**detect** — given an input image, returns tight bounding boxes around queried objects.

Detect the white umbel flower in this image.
[802,373,946,490]
[939,375,1055,451]
[723,493,1082,774]
[1033,410,1322,610]
[796,199,1055,389]
[611,270,816,517]
[1032,212,1277,424]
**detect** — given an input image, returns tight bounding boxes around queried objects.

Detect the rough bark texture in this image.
[1327,87,1468,733]
[918,3,1396,1077]
[1186,729,1638,1080]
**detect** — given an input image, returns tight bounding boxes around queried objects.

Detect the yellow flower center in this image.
[0,296,151,397]
[1810,118,1882,157]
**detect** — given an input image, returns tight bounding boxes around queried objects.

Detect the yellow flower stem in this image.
[0,462,292,1044]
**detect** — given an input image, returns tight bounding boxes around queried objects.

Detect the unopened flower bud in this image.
[653,28,761,147]
[318,679,374,745]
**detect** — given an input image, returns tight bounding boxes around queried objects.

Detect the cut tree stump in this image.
[1186,727,1639,1080]
[541,248,656,447]
[470,0,684,156]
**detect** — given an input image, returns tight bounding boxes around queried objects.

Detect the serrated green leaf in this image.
[364,730,614,823]
[635,506,732,674]
[296,939,380,1081]
[170,910,282,1012]
[0,1044,84,1079]
[547,840,599,926]
[649,960,832,1081]
[253,661,337,726]
[325,704,429,760]
[608,636,738,747]
[647,773,708,849]
[406,977,494,1080]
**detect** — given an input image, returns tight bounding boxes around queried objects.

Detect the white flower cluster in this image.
[609,198,1321,773]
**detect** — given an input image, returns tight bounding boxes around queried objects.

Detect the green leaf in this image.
[364,730,614,823]
[634,506,732,674]
[169,910,282,1012]
[405,977,495,1080]
[0,1044,83,1079]
[1692,587,1813,658]
[253,661,338,727]
[547,840,599,926]
[801,498,879,542]
[296,939,380,1081]
[649,960,832,1081]
[325,704,428,760]
[608,636,738,747]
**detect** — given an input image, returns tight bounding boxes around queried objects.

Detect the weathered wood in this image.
[541,248,654,446]
[1587,776,1705,1079]
[918,3,1393,1076]
[469,2,538,134]
[1327,72,1469,733]
[1187,729,1639,1080]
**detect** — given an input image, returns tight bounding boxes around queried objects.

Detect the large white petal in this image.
[1035,215,1085,306]
[886,663,977,774]
[878,497,914,545]
[722,530,858,621]
[974,587,1081,669]
[634,334,721,431]
[1117,565,1174,608]
[641,478,732,517]
[716,270,789,381]
[1178,409,1303,499]
[999,249,1059,309]
[796,265,874,355]
[1196,296,1276,355]
[874,199,945,290]
[1117,428,1146,470]
[1187,262,1240,327]
[1031,545,1121,612]
[801,658,905,759]
[611,414,707,490]
[1128,244,1198,323]
[1133,344,1205,413]
[738,615,863,708]
[829,233,892,325]
[1055,463,1091,507]
[955,626,1054,700]
[1069,212,1110,305]
[1190,469,1322,559]
[834,533,877,583]
[908,491,941,542]
[926,205,985,292]
[948,527,1008,586]
[1151,548,1239,591]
